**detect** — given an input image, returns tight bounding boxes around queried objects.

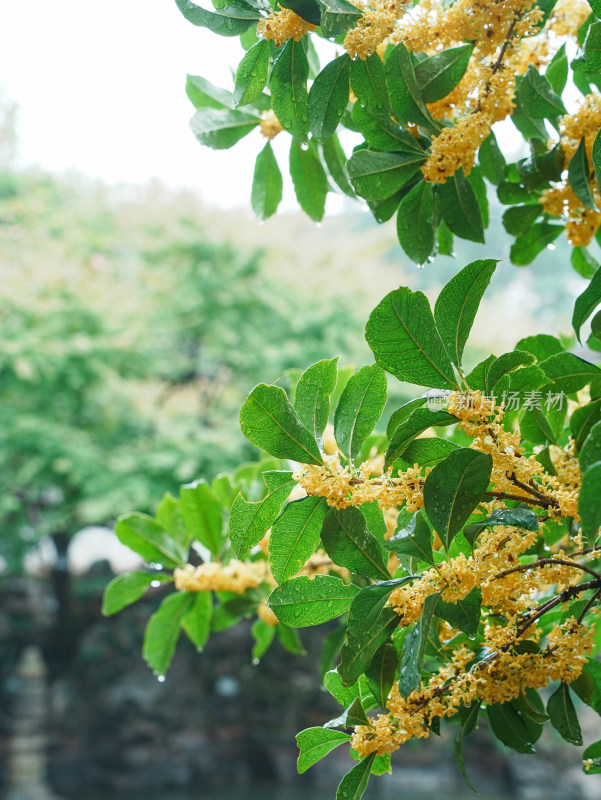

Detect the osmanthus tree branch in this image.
[492,557,601,583]
[484,489,559,510]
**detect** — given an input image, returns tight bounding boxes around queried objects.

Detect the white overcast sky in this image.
[0,1,272,207]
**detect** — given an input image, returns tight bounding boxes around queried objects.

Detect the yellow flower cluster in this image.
[294,452,429,511]
[352,618,595,757]
[259,110,284,141]
[421,113,495,183]
[257,7,316,46]
[547,0,593,39]
[174,560,271,594]
[343,0,408,60]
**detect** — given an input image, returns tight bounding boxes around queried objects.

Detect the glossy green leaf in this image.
[324,668,360,707]
[175,0,260,35]
[321,507,391,580]
[569,138,597,210]
[579,420,601,472]
[399,437,460,468]
[321,135,355,197]
[423,448,492,550]
[319,0,363,38]
[547,683,583,745]
[571,399,601,449]
[297,727,351,774]
[572,246,599,279]
[179,479,224,557]
[385,408,455,469]
[464,507,540,547]
[385,43,440,132]
[325,696,370,729]
[582,740,601,775]
[366,644,398,708]
[270,39,309,141]
[334,364,387,461]
[359,501,387,540]
[384,510,435,566]
[115,513,186,567]
[366,287,458,389]
[352,104,424,152]
[347,149,427,202]
[295,357,339,446]
[397,180,435,265]
[251,618,276,661]
[186,74,233,109]
[102,571,172,616]
[279,0,321,24]
[270,495,328,583]
[517,65,566,118]
[509,223,565,266]
[229,471,295,557]
[435,588,482,637]
[593,127,601,192]
[240,383,322,465]
[454,702,480,793]
[579,461,601,543]
[234,40,270,106]
[182,591,213,651]
[142,591,195,676]
[538,352,601,393]
[190,108,259,149]
[502,204,543,236]
[478,131,506,185]
[251,142,283,221]
[386,397,427,437]
[434,258,497,368]
[486,350,536,392]
[155,494,191,554]
[308,55,352,141]
[546,43,568,94]
[572,21,601,74]
[414,44,473,103]
[573,267,601,342]
[335,753,376,800]
[487,702,537,754]
[398,592,439,696]
[437,169,485,243]
[290,139,329,221]
[268,575,360,626]
[515,334,564,363]
[350,54,390,114]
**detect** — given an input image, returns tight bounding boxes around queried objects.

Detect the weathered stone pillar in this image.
[3,646,61,800]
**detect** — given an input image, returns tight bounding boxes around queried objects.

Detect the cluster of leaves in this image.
[177,0,601,268]
[105,259,601,795]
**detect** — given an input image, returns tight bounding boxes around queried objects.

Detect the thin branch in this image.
[493,557,601,583]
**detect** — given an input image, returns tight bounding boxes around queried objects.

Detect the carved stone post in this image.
[3,646,61,800]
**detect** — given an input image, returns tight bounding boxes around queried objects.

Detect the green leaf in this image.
[515,333,564,363]
[396,180,435,265]
[546,43,568,94]
[155,494,191,554]
[385,43,440,132]
[502,204,543,236]
[102,571,172,616]
[517,65,566,118]
[179,479,224,557]
[385,408,456,469]
[366,287,459,389]
[297,727,351,774]
[350,54,390,114]
[520,408,559,446]
[384,511,435,566]
[487,701,537,754]
[268,574,360,626]
[270,495,328,583]
[308,55,352,141]
[359,501,387,540]
[334,364,387,461]
[229,471,294,557]
[579,461,601,544]
[580,420,601,472]
[142,591,195,676]
[279,0,321,24]
[295,357,339,446]
[398,592,439,696]
[182,591,213,651]
[290,139,329,221]
[277,623,305,654]
[252,142,283,221]
[324,668,360,706]
[319,0,363,38]
[399,437,460,468]
[321,507,391,580]
[465,354,496,391]
[190,107,259,149]
[175,0,260,35]
[234,40,270,106]
[572,246,599,279]
[538,352,601,393]
[464,507,540,547]
[240,383,322,465]
[366,644,398,708]
[335,754,376,800]
[270,39,309,141]
[386,397,427,437]
[547,683,583,745]
[573,267,601,342]
[435,588,482,637]
[569,138,597,210]
[347,149,427,202]
[423,448,492,550]
[186,74,233,109]
[414,44,473,103]
[437,169,485,243]
[340,578,413,685]
[571,399,601,449]
[583,739,601,775]
[115,513,186,567]
[325,696,371,728]
[352,104,424,152]
[433,258,497,368]
[251,618,276,661]
[321,135,355,197]
[454,702,480,793]
[572,21,601,74]
[486,350,536,392]
[593,128,601,193]
[518,688,549,724]
[478,130,506,185]
[509,223,563,266]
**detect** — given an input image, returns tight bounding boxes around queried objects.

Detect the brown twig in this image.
[492,557,601,582]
